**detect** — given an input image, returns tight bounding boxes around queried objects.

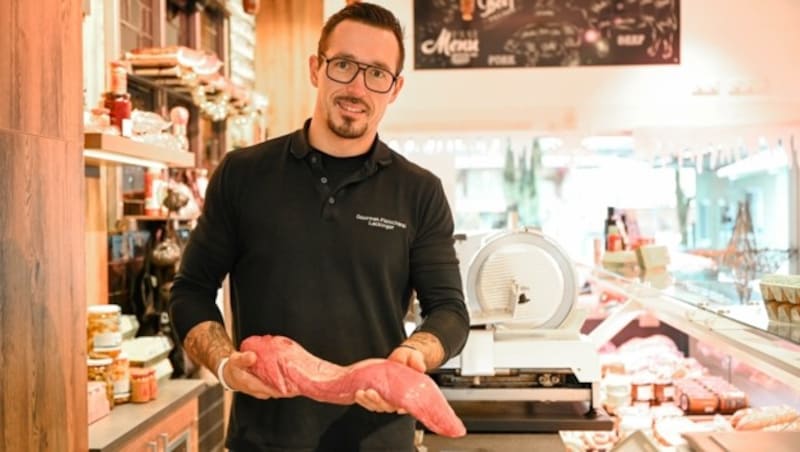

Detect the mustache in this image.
[335,96,368,109]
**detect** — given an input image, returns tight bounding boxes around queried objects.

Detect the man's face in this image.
[310,20,404,140]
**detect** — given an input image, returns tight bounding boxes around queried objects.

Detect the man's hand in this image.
[387,344,426,373]
[221,350,285,399]
[182,321,286,400]
[354,343,428,414]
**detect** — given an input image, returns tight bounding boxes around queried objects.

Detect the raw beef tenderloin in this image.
[241,334,466,438]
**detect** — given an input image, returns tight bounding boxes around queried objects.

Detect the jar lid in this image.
[88,304,121,314]
[130,367,150,377]
[88,357,113,366]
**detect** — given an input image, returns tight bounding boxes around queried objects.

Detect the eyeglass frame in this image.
[318,54,400,94]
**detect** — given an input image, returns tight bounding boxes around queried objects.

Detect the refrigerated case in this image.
[420,263,800,451]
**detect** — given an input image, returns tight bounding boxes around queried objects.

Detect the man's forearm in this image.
[402,332,445,370]
[183,320,235,373]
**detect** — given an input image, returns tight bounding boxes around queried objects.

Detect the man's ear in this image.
[309,55,320,87]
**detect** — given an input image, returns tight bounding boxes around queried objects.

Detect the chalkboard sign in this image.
[414,0,680,69]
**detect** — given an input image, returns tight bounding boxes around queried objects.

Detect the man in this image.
[170,3,469,451]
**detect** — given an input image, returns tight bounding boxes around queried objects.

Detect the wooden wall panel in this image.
[0,0,85,451]
[0,1,83,139]
[255,0,324,138]
[0,135,87,451]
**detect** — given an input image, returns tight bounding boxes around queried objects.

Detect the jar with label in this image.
[88,357,115,408]
[111,352,131,404]
[654,377,675,404]
[87,304,122,357]
[130,368,151,403]
[631,372,655,405]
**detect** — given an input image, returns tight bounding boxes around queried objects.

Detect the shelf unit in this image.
[84,133,195,168]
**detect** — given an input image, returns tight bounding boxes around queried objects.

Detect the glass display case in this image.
[583,264,800,395]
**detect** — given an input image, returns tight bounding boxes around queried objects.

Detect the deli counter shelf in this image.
[582,264,800,392]
[83,132,195,168]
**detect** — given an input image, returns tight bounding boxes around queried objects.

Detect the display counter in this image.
[427,263,800,451]
[89,378,206,452]
[575,264,800,449]
[584,264,800,393]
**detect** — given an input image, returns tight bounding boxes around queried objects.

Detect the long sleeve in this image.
[170,154,241,344]
[409,177,470,363]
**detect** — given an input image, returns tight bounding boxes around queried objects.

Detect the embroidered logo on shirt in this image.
[355,214,407,231]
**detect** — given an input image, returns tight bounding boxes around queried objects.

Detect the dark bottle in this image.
[604,207,617,251]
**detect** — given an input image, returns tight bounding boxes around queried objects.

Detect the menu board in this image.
[414,0,680,69]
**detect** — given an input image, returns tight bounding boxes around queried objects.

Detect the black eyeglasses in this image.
[319,55,398,94]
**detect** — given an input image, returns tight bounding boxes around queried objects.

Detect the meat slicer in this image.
[433,228,602,417]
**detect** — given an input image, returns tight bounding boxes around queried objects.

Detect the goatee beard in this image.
[328,117,367,139]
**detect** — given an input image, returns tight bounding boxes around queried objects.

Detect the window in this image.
[165,3,192,47]
[120,0,155,52]
[200,7,224,58]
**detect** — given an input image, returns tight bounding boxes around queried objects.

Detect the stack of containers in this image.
[86,304,131,423]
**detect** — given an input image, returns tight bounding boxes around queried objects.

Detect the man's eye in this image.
[369,69,387,79]
[334,60,352,70]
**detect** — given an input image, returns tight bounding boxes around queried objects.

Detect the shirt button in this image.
[328,196,335,205]
[311,155,318,163]
[320,176,328,184]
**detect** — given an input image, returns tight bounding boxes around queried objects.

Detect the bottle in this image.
[104,61,132,136]
[604,207,617,251]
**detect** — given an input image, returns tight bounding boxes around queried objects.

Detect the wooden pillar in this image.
[255,0,324,138]
[0,1,86,451]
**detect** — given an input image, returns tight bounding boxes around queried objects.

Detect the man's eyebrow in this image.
[331,52,394,73]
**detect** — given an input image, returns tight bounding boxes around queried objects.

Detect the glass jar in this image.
[111,352,131,404]
[88,357,115,408]
[130,368,151,403]
[87,304,122,357]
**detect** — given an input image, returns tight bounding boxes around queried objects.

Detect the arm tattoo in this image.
[403,332,445,370]
[182,320,235,373]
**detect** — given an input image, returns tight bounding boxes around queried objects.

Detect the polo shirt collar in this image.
[290,119,393,167]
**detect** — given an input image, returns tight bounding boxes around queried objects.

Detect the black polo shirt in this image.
[170,120,469,451]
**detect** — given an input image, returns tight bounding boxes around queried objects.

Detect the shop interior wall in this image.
[255,0,324,137]
[323,0,800,135]
[0,1,87,451]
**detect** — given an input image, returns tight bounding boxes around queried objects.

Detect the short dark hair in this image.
[317,2,405,75]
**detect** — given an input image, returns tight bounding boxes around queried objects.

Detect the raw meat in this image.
[241,334,466,438]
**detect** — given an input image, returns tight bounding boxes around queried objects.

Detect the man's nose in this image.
[345,68,369,93]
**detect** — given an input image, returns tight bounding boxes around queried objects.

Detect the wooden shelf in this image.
[83,133,195,168]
